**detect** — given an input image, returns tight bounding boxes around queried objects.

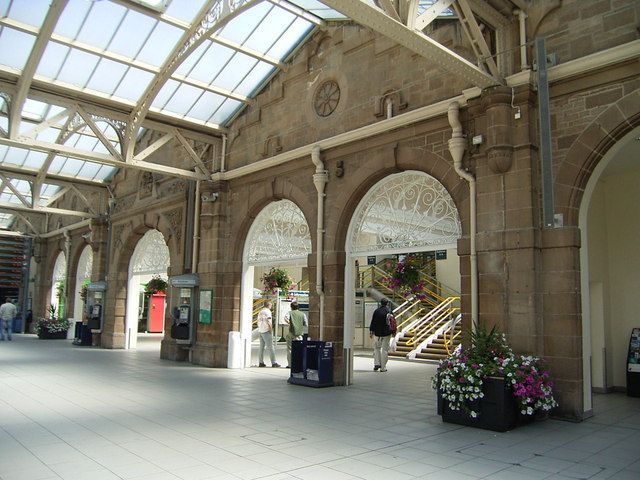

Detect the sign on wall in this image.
[199,289,213,324]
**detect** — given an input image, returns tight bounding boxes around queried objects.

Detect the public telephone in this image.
[168,274,199,342]
[178,305,190,323]
[88,303,102,329]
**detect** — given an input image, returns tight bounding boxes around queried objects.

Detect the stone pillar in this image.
[308,250,346,385]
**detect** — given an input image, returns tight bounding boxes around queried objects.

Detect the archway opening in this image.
[50,251,67,330]
[125,229,170,350]
[344,171,462,383]
[240,199,312,369]
[72,245,93,339]
[579,125,640,411]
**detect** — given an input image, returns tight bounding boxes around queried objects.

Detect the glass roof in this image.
[0,0,329,231]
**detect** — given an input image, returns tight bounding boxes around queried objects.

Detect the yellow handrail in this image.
[405,307,459,347]
[443,325,462,355]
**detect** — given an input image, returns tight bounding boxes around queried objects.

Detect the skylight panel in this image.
[234,62,275,97]
[209,99,242,125]
[163,83,204,116]
[95,165,117,182]
[76,1,127,50]
[6,0,49,28]
[107,10,157,59]
[86,59,128,96]
[36,42,70,80]
[24,151,47,169]
[152,79,180,109]
[3,147,28,166]
[1,192,13,203]
[77,161,102,180]
[71,134,100,152]
[185,91,225,122]
[136,21,183,67]
[244,7,296,55]
[12,179,31,195]
[212,53,257,91]
[0,27,36,71]
[57,49,100,88]
[55,0,92,39]
[35,127,60,143]
[0,213,12,229]
[188,43,234,85]
[164,0,207,23]
[218,2,272,46]
[41,184,60,198]
[174,40,210,77]
[287,0,347,19]
[58,157,85,177]
[0,145,8,162]
[267,17,313,59]
[22,99,49,122]
[113,68,154,102]
[0,116,7,133]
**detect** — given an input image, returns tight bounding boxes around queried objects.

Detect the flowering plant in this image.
[384,255,427,300]
[261,267,292,296]
[144,276,167,295]
[431,324,557,418]
[36,316,70,335]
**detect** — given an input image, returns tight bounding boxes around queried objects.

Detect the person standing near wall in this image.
[257,300,280,368]
[369,298,392,372]
[283,301,308,368]
[0,298,17,341]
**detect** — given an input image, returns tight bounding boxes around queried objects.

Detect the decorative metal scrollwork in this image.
[246,200,311,264]
[77,246,93,282]
[314,80,340,117]
[131,229,170,275]
[350,171,461,254]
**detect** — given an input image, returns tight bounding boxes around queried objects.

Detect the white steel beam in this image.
[11,212,40,235]
[132,132,175,163]
[0,201,96,218]
[0,165,106,190]
[0,173,31,207]
[70,185,97,215]
[174,130,211,177]
[20,107,73,140]
[320,0,499,88]
[0,136,206,180]
[376,0,402,22]
[8,0,68,139]
[76,106,124,161]
[466,0,510,29]
[124,0,261,160]
[414,0,455,31]
[454,0,500,77]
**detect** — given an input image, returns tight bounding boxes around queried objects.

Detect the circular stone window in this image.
[313,80,341,117]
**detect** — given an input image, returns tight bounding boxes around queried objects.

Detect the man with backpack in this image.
[369,298,396,372]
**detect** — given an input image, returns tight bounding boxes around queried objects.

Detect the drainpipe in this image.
[515,9,529,70]
[191,180,201,274]
[311,145,327,340]
[448,102,478,327]
[220,134,227,173]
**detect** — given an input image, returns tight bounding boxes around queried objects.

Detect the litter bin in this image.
[288,336,333,387]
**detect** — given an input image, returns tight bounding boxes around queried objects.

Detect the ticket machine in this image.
[168,274,199,343]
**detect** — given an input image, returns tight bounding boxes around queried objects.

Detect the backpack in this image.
[386,312,397,334]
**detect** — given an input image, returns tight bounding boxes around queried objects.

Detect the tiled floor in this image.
[1,335,639,480]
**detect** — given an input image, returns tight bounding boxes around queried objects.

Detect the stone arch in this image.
[67,234,92,320]
[232,177,316,262]
[555,88,640,226]
[332,145,466,252]
[104,212,180,349]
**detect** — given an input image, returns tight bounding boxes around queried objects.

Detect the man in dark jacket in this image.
[369,298,392,372]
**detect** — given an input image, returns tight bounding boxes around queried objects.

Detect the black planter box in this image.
[437,376,519,432]
[38,330,68,340]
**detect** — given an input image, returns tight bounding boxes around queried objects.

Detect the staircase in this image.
[357,259,462,361]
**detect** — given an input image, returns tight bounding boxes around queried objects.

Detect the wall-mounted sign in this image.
[367,256,376,265]
[198,289,213,324]
[436,250,447,260]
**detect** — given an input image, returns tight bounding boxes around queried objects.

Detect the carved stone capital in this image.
[487,145,514,174]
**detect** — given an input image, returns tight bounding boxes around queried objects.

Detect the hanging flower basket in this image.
[144,276,168,295]
[261,267,292,296]
[384,255,427,300]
